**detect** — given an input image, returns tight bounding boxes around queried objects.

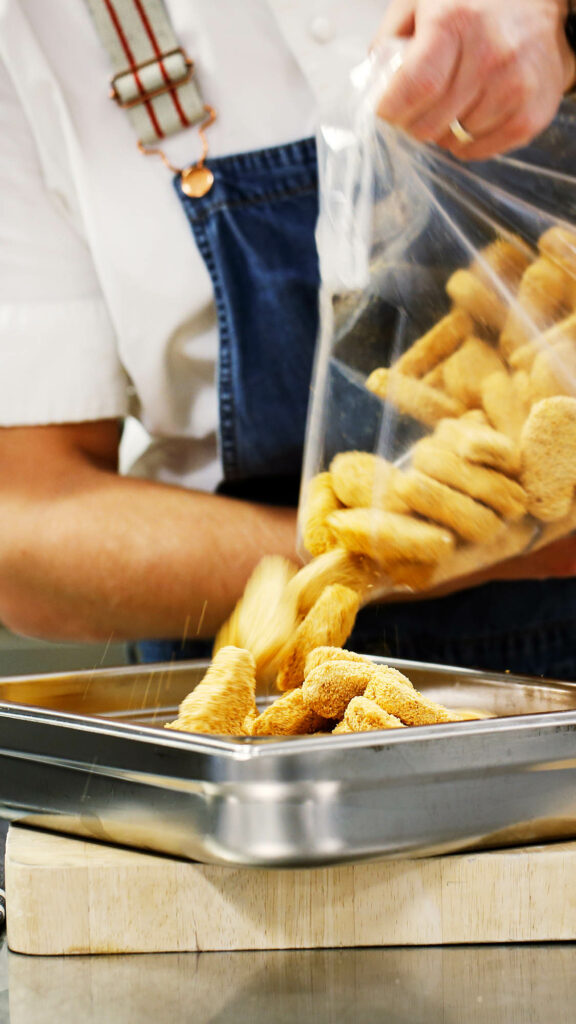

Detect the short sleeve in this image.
[0,54,129,425]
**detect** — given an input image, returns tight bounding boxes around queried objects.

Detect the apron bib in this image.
[134,138,576,680]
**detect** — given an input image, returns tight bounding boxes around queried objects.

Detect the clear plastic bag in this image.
[299,44,576,598]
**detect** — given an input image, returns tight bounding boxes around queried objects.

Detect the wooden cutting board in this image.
[5,824,576,955]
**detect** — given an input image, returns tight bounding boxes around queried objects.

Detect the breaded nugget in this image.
[276,584,360,691]
[251,687,327,736]
[242,708,259,735]
[395,469,503,544]
[481,370,528,441]
[304,645,373,676]
[500,257,572,358]
[393,309,472,378]
[286,547,381,616]
[433,416,521,475]
[442,335,505,408]
[333,720,353,734]
[300,472,341,557]
[327,507,455,565]
[365,367,466,426]
[446,268,507,332]
[343,696,405,732]
[472,236,533,289]
[166,646,257,735]
[538,225,576,277]
[214,556,300,687]
[530,338,576,402]
[512,369,533,407]
[365,669,456,726]
[329,451,408,512]
[422,363,445,389]
[302,659,381,719]
[520,396,576,521]
[412,439,527,520]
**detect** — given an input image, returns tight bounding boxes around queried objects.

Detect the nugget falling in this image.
[300,472,341,556]
[394,469,503,544]
[412,439,527,520]
[276,584,360,691]
[327,507,455,565]
[166,646,257,735]
[214,555,300,687]
[250,687,327,736]
[393,309,472,378]
[520,396,576,521]
[365,367,466,425]
[343,696,405,732]
[302,658,381,719]
[446,268,507,332]
[287,546,380,615]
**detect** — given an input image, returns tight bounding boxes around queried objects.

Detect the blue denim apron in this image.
[134,136,576,680]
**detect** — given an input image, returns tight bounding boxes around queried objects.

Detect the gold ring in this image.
[449,118,475,144]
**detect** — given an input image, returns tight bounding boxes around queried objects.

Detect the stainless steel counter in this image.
[1,934,576,1023]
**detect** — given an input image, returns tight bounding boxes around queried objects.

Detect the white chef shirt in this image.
[0,0,385,488]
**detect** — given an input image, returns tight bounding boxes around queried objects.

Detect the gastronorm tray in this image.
[1,657,576,866]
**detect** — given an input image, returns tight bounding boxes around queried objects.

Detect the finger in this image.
[403,46,485,143]
[436,108,547,162]
[372,0,416,40]
[376,21,459,128]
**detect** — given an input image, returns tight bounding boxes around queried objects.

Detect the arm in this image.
[0,422,297,643]
[374,0,576,160]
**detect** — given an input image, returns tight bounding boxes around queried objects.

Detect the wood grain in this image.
[6,825,576,955]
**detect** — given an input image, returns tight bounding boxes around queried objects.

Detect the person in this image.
[0,0,575,677]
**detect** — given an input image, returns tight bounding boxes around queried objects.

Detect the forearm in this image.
[0,469,297,643]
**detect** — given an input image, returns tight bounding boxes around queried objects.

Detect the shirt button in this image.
[309,15,335,43]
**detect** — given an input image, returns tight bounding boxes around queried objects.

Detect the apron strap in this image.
[83,0,206,144]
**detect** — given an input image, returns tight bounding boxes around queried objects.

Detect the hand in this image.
[373,0,576,160]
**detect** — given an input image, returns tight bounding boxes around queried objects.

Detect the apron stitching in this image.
[179,182,318,222]
[190,217,239,476]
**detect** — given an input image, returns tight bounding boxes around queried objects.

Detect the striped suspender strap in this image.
[83,0,206,144]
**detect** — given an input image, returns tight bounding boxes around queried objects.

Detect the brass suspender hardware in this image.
[137,105,217,197]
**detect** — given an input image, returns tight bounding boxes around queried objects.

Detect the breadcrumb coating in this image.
[412,439,527,520]
[394,309,472,378]
[343,696,405,732]
[520,396,576,521]
[395,469,503,544]
[366,368,466,426]
[301,472,341,557]
[302,659,381,719]
[166,646,256,735]
[327,507,455,565]
[251,687,327,736]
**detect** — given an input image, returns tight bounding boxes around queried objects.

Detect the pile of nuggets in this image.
[167,577,487,737]
[167,225,576,738]
[302,226,576,591]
